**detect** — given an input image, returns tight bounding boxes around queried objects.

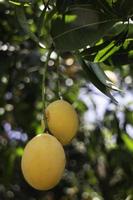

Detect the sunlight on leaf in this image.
[122,134,133,152]
[65,15,77,23]
[9,0,29,6]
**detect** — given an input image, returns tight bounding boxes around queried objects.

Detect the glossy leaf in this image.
[89,62,121,91]
[77,55,118,103]
[94,41,121,62]
[79,27,128,62]
[51,6,118,51]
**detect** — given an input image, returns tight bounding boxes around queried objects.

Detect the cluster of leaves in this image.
[9,0,133,102]
[0,0,133,200]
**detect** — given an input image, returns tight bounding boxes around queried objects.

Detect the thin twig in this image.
[42,47,53,131]
[56,55,63,100]
[38,0,51,36]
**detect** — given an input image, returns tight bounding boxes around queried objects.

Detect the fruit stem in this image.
[42,46,53,132]
[56,55,63,100]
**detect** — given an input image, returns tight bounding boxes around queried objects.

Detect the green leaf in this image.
[16,6,46,48]
[104,39,133,66]
[81,39,112,59]
[74,100,88,113]
[122,134,133,152]
[9,0,22,6]
[96,0,116,16]
[94,41,121,62]
[77,55,118,104]
[80,27,129,62]
[9,0,30,6]
[89,62,121,91]
[51,6,118,51]
[112,0,133,18]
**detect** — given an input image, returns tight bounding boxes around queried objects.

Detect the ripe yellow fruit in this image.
[45,100,79,145]
[105,70,118,84]
[21,134,66,190]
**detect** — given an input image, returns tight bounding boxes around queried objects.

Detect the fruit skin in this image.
[45,100,79,145]
[21,134,66,190]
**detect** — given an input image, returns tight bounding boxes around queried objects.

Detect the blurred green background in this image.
[0,0,133,200]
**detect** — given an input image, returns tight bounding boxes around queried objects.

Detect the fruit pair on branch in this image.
[21,100,79,190]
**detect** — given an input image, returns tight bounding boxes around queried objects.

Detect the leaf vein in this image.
[53,19,117,40]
